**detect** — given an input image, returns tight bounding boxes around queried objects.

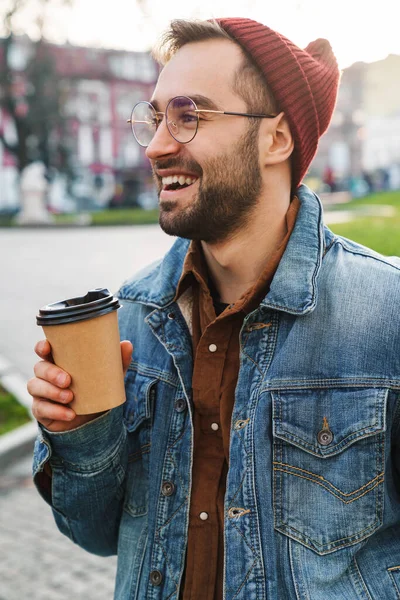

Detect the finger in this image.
[34,339,52,360]
[121,340,133,375]
[27,377,73,404]
[32,397,76,424]
[33,360,71,388]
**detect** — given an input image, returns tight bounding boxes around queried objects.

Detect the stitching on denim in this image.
[279,510,380,550]
[247,322,272,331]
[265,381,400,391]
[128,361,179,388]
[323,235,337,256]
[165,449,188,495]
[274,467,383,504]
[388,567,400,572]
[353,555,373,600]
[389,571,400,600]
[62,427,127,472]
[156,538,179,588]
[229,519,258,555]
[335,237,400,272]
[232,427,250,452]
[273,462,384,497]
[239,348,263,376]
[229,468,248,506]
[164,591,176,600]
[231,558,258,600]
[156,497,188,534]
[240,312,279,377]
[167,423,189,452]
[288,541,307,600]
[128,443,151,463]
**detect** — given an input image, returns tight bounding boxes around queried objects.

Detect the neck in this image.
[201,186,292,304]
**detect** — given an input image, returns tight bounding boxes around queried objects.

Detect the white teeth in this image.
[161,175,198,186]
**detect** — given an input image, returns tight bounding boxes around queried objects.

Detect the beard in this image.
[153,124,262,244]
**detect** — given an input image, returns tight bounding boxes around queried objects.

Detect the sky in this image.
[6,0,400,69]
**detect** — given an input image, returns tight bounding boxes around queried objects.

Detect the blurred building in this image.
[0,36,158,212]
[312,54,400,189]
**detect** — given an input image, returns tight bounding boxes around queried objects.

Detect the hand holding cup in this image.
[29,339,132,432]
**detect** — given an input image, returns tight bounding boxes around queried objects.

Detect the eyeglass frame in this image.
[127,95,278,147]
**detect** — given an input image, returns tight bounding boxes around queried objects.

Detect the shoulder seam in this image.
[333,237,400,272]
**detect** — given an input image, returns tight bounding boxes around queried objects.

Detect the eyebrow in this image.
[151,94,221,112]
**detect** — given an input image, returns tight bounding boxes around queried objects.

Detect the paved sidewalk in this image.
[0,225,175,600]
[0,453,117,600]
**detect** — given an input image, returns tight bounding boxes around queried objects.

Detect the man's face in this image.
[146,39,264,244]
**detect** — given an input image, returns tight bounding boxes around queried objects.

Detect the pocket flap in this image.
[123,369,156,432]
[272,387,387,457]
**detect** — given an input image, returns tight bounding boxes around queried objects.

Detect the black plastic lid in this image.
[36,288,120,326]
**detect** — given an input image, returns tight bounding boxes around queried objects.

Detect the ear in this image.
[259,112,294,167]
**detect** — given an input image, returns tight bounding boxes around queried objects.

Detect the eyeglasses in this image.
[127,95,277,147]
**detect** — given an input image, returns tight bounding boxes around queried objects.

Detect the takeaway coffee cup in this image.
[36,288,126,415]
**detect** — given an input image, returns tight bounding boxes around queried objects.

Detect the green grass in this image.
[0,383,31,435]
[329,191,400,257]
[335,190,400,211]
[90,208,159,226]
[0,208,160,227]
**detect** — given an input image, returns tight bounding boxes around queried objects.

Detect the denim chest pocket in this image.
[272,387,388,555]
[122,368,156,517]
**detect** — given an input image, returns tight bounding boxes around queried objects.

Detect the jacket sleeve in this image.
[32,405,128,556]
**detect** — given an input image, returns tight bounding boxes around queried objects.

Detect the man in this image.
[29,18,400,600]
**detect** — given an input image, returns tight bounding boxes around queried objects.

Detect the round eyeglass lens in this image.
[131,101,157,147]
[166,96,199,144]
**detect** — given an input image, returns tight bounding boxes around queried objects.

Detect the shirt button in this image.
[211,422,219,431]
[199,511,209,521]
[208,343,217,353]
[150,570,163,586]
[161,481,175,497]
[174,398,186,413]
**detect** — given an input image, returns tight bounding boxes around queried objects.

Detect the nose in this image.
[145,118,182,161]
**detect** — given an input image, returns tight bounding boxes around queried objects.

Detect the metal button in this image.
[199,511,209,521]
[208,343,217,353]
[211,422,219,431]
[317,429,333,446]
[174,398,186,413]
[167,312,175,319]
[161,481,175,497]
[150,570,163,586]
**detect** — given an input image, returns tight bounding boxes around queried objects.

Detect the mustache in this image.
[153,158,203,177]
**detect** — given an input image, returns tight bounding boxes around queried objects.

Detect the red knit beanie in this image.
[216,18,340,189]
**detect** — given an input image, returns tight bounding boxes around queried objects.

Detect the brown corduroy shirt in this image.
[176,197,300,600]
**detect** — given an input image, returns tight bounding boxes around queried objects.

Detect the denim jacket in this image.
[33,184,400,600]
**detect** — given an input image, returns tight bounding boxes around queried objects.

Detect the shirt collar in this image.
[118,185,325,316]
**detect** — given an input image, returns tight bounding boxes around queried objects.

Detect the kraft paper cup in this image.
[37,288,126,415]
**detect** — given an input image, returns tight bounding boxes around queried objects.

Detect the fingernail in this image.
[37,341,46,353]
[66,411,75,420]
[57,373,68,386]
[60,390,70,402]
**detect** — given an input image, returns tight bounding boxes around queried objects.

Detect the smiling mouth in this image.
[161,174,198,191]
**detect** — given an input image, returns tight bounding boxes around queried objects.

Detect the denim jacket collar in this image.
[119,184,325,316]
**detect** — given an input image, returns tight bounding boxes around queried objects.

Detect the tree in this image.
[0,0,73,173]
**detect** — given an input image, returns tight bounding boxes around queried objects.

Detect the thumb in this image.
[120,340,133,376]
